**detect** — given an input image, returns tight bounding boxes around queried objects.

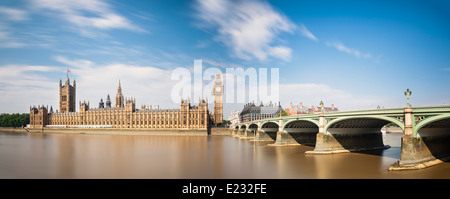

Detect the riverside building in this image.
[29,76,220,130]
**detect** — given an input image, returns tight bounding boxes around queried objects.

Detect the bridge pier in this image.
[306,132,389,154]
[241,130,255,139]
[252,121,273,141]
[231,129,237,137]
[235,130,245,138]
[254,130,275,141]
[389,108,450,170]
[390,132,450,170]
[269,117,300,146]
[270,131,300,146]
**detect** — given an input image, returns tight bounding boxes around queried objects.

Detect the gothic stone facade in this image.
[30,78,211,130]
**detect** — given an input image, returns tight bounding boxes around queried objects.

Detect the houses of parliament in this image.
[29,70,224,130]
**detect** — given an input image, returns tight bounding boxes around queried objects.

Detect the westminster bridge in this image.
[231,106,450,170]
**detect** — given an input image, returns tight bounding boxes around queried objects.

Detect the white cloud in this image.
[194,0,296,62]
[268,46,292,62]
[0,64,59,113]
[0,65,58,87]
[31,0,146,37]
[298,24,318,41]
[326,41,371,58]
[0,57,187,113]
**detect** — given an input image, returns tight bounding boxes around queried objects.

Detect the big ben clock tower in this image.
[213,66,223,126]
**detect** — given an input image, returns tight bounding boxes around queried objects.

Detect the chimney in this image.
[300,102,303,108]
[332,104,335,109]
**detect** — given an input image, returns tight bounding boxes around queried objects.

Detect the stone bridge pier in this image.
[231,126,239,137]
[390,107,450,170]
[271,117,301,146]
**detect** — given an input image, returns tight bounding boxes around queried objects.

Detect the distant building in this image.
[286,101,339,115]
[228,109,240,126]
[239,101,285,122]
[30,77,214,130]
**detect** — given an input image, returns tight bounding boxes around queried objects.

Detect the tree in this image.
[276,112,288,117]
[384,122,399,127]
[222,120,231,126]
[0,113,30,127]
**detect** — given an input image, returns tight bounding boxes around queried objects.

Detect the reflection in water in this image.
[0,131,449,179]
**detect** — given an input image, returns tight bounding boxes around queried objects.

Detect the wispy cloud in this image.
[0,6,29,48]
[0,64,59,113]
[31,0,146,37]
[0,22,27,48]
[193,0,296,62]
[326,41,372,58]
[0,56,183,113]
[298,24,318,41]
[0,6,29,21]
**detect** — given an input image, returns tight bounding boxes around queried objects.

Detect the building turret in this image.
[59,76,76,113]
[99,98,105,109]
[80,100,89,112]
[125,97,136,112]
[115,80,124,108]
[106,94,111,108]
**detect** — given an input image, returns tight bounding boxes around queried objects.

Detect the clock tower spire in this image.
[213,65,223,126]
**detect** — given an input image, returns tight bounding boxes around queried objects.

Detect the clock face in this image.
[215,87,221,92]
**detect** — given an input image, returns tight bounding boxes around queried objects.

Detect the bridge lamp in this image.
[404,88,412,107]
[320,101,324,112]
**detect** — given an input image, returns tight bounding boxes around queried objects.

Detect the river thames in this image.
[0,131,449,179]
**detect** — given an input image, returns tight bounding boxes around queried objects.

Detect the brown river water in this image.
[1,131,449,179]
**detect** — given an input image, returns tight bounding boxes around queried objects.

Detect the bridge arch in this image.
[261,121,279,129]
[258,121,279,141]
[248,123,258,131]
[414,113,450,137]
[324,115,405,133]
[240,124,247,131]
[308,115,396,154]
[283,118,319,129]
[282,119,320,145]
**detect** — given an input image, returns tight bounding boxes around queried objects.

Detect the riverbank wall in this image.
[1,127,234,136]
[11,127,209,136]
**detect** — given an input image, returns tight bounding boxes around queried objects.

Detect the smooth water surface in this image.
[1,131,449,178]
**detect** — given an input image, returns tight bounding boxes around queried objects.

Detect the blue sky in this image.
[0,0,449,118]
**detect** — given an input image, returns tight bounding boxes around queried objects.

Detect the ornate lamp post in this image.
[404,88,412,107]
[320,100,324,112]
